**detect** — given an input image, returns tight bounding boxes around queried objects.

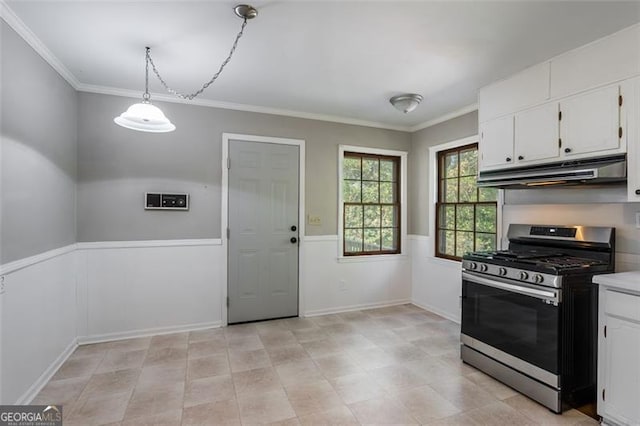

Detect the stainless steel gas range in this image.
[461,224,615,413]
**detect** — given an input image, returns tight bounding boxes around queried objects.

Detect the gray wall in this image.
[77,92,411,241]
[1,21,77,263]
[408,111,479,235]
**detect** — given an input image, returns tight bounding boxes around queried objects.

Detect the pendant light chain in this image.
[143,47,151,102]
[146,18,249,101]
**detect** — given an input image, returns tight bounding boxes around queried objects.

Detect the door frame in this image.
[221,133,306,326]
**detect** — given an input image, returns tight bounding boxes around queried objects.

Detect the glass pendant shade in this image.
[114,101,175,133]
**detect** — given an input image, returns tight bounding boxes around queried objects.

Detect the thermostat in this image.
[145,192,189,210]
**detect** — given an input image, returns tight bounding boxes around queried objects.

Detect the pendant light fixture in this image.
[389,93,423,113]
[114,4,258,133]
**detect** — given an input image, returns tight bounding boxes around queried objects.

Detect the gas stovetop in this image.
[465,250,610,273]
[462,224,615,288]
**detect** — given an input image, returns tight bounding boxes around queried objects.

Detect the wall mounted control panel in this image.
[145,193,189,210]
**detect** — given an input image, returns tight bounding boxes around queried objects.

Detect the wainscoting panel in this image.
[76,240,224,343]
[0,247,78,404]
[409,235,462,323]
[302,236,412,316]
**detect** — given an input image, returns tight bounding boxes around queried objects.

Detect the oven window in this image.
[479,297,538,347]
[462,280,560,374]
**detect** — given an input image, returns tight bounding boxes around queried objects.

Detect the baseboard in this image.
[77,321,222,345]
[16,338,78,405]
[303,299,411,317]
[411,300,460,324]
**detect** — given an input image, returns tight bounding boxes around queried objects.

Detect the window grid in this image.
[435,143,497,261]
[343,152,400,256]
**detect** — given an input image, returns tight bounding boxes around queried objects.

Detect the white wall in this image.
[502,203,640,272]
[302,236,412,316]
[410,236,462,323]
[76,240,224,343]
[0,249,78,405]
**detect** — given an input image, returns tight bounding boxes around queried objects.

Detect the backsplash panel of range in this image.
[460,224,615,413]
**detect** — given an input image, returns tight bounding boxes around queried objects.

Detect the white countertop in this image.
[593,271,640,295]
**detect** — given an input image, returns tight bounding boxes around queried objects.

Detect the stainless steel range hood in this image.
[477,154,627,189]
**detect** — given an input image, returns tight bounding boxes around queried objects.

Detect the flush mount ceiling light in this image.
[114,4,258,133]
[389,93,423,114]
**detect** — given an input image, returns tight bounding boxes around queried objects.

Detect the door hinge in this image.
[227,158,230,169]
[558,138,562,148]
[226,297,229,308]
[226,228,230,239]
[604,325,607,338]
[558,110,562,121]
[619,127,623,139]
[619,95,623,107]
[602,388,606,401]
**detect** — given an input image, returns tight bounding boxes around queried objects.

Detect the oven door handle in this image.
[462,272,560,302]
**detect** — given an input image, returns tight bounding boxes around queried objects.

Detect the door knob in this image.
[564,148,572,153]
[290,237,298,244]
[291,225,297,231]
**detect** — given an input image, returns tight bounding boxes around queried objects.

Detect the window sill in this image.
[337,254,409,263]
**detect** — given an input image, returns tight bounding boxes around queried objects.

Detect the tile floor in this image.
[33,304,599,425]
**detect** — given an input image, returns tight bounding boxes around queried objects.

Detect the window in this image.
[436,143,497,260]
[342,152,400,256]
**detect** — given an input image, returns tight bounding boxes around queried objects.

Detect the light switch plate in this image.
[308,215,321,226]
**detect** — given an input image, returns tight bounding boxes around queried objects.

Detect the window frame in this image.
[430,137,502,262]
[338,145,408,260]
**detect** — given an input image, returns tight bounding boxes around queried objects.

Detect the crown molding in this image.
[409,103,478,133]
[2,0,475,134]
[1,1,80,89]
[77,83,412,132]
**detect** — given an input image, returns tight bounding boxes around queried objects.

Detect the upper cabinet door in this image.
[560,85,621,158]
[515,103,560,164]
[479,115,514,171]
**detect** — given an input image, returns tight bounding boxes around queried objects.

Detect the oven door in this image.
[461,271,561,380]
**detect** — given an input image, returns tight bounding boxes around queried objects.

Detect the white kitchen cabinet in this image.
[550,24,640,99]
[559,85,623,159]
[479,62,550,124]
[479,115,514,170]
[594,272,640,426]
[627,77,640,202]
[514,102,560,164]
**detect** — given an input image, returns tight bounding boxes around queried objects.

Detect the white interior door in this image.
[228,139,299,324]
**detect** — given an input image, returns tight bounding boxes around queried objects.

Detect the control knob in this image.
[480,264,488,272]
[519,271,529,281]
[468,262,477,270]
[533,274,544,284]
[498,267,507,276]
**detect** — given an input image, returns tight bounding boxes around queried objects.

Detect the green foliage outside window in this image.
[343,153,399,255]
[436,144,497,260]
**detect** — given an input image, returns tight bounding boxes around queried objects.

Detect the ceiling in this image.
[4,1,640,131]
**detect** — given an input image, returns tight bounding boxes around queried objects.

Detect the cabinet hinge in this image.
[558,138,562,148]
[227,228,230,239]
[602,388,606,401]
[619,95,623,107]
[619,127,623,139]
[226,297,229,308]
[558,110,562,121]
[604,325,607,338]
[227,158,231,169]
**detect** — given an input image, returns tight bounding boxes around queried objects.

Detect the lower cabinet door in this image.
[601,314,640,425]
